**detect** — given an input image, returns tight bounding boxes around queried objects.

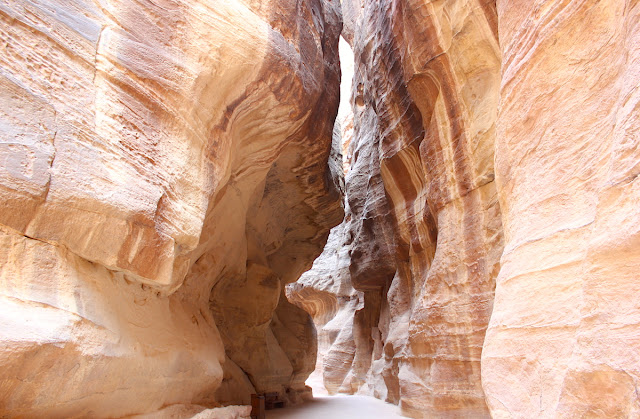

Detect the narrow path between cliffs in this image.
[266,395,403,418]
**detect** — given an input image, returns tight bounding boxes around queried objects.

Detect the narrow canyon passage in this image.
[266,395,403,419]
[0,0,639,418]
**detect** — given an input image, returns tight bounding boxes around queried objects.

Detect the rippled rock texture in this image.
[4,0,640,417]
[0,0,342,417]
[291,0,640,418]
[290,0,503,417]
[483,1,640,417]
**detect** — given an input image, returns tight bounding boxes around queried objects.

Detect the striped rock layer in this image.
[289,0,640,418]
[0,0,342,417]
[2,0,640,418]
[484,1,640,417]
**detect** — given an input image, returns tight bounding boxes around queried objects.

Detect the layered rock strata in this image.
[482,1,640,417]
[0,0,342,417]
[4,0,640,417]
[289,0,503,417]
[292,1,640,418]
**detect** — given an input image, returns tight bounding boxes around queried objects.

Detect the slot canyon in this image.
[0,0,639,418]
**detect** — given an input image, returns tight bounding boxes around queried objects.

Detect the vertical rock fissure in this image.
[3,1,640,418]
[288,1,504,418]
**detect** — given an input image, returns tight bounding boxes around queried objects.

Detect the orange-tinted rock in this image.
[482,1,640,417]
[290,1,503,417]
[296,1,640,418]
[0,0,342,416]
[4,0,640,417]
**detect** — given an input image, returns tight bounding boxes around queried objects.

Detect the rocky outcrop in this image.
[292,1,640,418]
[4,0,640,417]
[0,0,342,417]
[289,0,503,417]
[482,1,640,417]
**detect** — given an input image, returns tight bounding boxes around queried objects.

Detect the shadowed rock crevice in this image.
[288,0,504,417]
[0,0,343,417]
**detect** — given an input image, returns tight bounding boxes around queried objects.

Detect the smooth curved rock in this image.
[295,1,640,418]
[4,0,640,417]
[290,1,503,417]
[482,1,640,417]
[0,0,342,416]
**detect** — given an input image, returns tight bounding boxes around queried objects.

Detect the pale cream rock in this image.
[0,227,225,417]
[127,404,252,419]
[287,221,364,396]
[0,0,342,416]
[482,1,640,417]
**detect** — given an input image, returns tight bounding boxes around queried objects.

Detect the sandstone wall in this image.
[291,0,640,418]
[0,0,342,417]
[289,0,503,417]
[4,0,640,417]
[482,1,640,417]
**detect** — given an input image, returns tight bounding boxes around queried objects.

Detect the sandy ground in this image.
[266,395,403,418]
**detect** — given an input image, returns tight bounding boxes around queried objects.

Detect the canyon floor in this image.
[266,395,402,419]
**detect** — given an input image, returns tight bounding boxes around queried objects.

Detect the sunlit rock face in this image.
[0,0,342,417]
[290,0,503,417]
[482,1,640,418]
[293,0,640,418]
[5,0,640,417]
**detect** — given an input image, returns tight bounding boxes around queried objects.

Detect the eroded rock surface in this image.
[482,1,640,417]
[4,0,640,417]
[292,1,640,418]
[289,0,503,417]
[0,0,342,417]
